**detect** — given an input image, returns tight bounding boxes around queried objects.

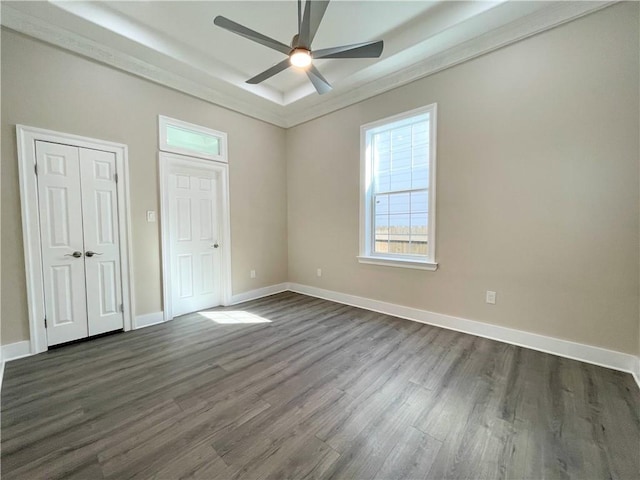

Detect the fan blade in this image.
[214,16,291,55]
[299,0,330,48]
[306,64,332,95]
[246,58,291,84]
[313,40,383,59]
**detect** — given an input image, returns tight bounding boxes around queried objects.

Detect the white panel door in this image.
[35,141,89,346]
[79,148,124,336]
[169,169,221,316]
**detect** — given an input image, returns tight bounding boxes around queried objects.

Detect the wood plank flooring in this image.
[2,292,639,479]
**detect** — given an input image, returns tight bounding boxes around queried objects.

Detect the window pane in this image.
[413,143,429,167]
[391,126,412,165]
[410,212,428,255]
[375,171,391,193]
[388,214,410,254]
[412,121,429,148]
[412,163,429,190]
[389,169,412,191]
[373,131,390,193]
[390,126,412,192]
[389,193,410,214]
[166,124,220,156]
[374,240,389,254]
[389,214,410,228]
[374,214,389,253]
[364,106,435,259]
[412,150,428,166]
[373,131,391,168]
[408,241,428,255]
[374,194,389,215]
[410,191,428,214]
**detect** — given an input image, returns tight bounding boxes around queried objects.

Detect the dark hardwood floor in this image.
[2,292,639,479]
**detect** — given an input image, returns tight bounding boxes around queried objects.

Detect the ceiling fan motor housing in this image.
[213,0,383,95]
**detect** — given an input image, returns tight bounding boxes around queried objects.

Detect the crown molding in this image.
[0,5,289,127]
[284,0,615,126]
[1,1,615,128]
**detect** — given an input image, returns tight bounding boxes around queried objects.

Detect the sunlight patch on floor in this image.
[198,311,272,324]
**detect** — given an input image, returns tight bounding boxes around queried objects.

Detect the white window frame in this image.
[159,115,228,162]
[358,104,438,271]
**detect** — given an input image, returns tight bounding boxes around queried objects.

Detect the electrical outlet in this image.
[317,268,322,277]
[486,290,496,304]
[250,270,256,279]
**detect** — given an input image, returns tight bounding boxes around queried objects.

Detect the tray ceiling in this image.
[1,1,612,127]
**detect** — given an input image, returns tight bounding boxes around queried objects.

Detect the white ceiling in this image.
[2,1,612,127]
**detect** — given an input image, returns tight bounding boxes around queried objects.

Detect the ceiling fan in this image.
[213,0,384,95]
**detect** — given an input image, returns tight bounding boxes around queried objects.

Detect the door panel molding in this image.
[35,141,89,345]
[17,125,134,354]
[159,152,232,321]
[79,147,124,337]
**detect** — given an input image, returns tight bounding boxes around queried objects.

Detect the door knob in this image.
[65,251,83,258]
[85,251,103,257]
[212,243,219,249]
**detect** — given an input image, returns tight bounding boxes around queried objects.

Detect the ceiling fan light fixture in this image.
[290,48,312,68]
[214,0,383,95]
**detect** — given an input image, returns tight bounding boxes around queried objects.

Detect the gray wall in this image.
[2,3,639,357]
[1,30,288,344]
[286,2,640,355]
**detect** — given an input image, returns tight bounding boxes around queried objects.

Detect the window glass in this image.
[166,124,220,156]
[159,115,226,162]
[361,105,436,265]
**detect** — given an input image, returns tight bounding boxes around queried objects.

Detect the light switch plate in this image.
[486,290,496,304]
[147,211,156,223]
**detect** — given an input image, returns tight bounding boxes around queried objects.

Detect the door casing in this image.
[159,152,232,321]
[17,125,134,354]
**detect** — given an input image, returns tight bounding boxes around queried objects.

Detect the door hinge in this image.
[114,173,118,184]
[35,164,38,175]
[44,317,47,328]
[120,303,124,313]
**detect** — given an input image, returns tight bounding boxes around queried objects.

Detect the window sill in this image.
[357,256,438,271]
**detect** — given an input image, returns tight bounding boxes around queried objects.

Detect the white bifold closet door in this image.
[36,141,124,347]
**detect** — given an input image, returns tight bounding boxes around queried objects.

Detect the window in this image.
[159,115,227,162]
[359,104,437,270]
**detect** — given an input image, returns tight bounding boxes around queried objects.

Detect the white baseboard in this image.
[0,340,33,392]
[135,311,165,329]
[288,283,640,382]
[2,285,638,391]
[1,340,32,362]
[230,283,290,305]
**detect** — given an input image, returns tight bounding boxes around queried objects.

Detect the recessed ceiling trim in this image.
[1,1,615,129]
[285,0,615,126]
[0,5,289,127]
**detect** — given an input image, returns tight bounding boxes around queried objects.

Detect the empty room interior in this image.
[1,1,639,479]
